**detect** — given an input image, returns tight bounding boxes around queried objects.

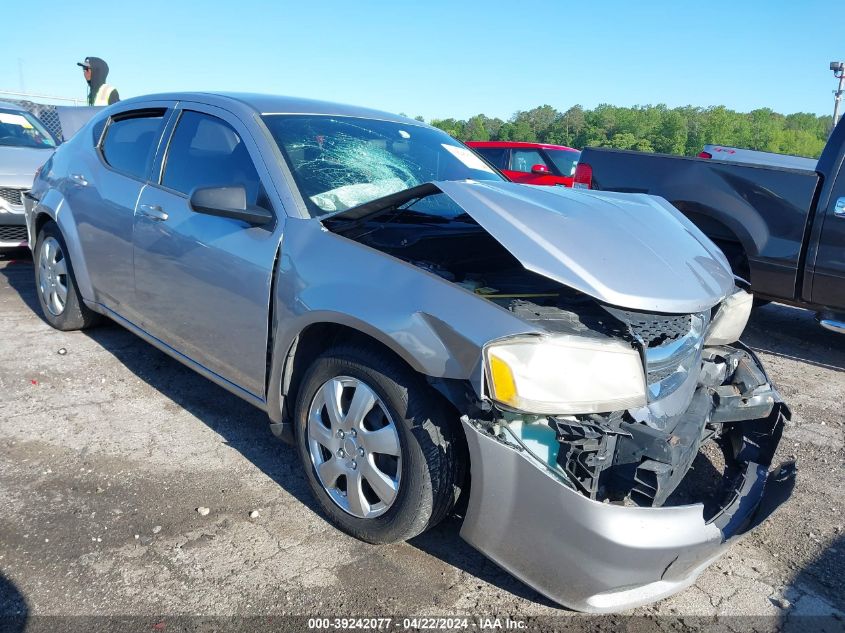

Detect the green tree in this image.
[465,115,490,141]
[426,103,829,159]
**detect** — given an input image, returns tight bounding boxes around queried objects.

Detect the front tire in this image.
[294,343,460,544]
[34,222,100,331]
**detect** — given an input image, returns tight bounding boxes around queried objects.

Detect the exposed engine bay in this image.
[325,190,787,513]
[488,344,786,516]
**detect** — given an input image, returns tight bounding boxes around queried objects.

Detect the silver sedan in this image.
[24,93,790,612]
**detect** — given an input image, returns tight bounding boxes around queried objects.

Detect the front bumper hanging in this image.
[459,345,793,613]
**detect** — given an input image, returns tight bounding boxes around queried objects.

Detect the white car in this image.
[0,101,57,250]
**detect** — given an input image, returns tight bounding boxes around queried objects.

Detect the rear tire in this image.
[294,343,460,544]
[34,222,100,331]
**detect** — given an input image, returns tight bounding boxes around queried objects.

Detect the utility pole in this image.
[17,58,26,93]
[832,61,845,130]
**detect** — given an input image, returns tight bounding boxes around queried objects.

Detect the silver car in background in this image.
[24,93,790,612]
[0,101,58,249]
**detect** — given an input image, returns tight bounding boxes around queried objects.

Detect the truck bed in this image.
[579,148,821,302]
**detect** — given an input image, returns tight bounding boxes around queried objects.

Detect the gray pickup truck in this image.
[575,118,845,333]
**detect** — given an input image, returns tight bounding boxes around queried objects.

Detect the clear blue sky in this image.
[2,0,842,120]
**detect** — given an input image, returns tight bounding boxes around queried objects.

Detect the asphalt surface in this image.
[1,251,843,627]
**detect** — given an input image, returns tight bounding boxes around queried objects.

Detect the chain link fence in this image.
[3,99,64,142]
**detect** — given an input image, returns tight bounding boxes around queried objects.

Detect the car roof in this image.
[0,101,27,113]
[466,140,579,152]
[115,92,425,127]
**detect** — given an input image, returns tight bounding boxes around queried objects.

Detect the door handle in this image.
[70,173,88,186]
[137,203,169,221]
[835,197,845,218]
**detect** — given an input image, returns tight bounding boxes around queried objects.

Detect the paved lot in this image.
[1,251,843,625]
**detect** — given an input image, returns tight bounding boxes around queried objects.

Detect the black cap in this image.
[77,58,91,69]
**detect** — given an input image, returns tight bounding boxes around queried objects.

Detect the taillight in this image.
[573,163,592,189]
[697,151,712,159]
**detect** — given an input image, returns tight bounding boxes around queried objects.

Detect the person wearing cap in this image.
[78,57,120,106]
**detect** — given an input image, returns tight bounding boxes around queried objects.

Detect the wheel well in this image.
[34,212,53,241]
[283,323,428,423]
[682,211,750,281]
[712,238,750,282]
[280,322,471,504]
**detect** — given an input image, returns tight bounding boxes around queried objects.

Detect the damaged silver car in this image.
[24,93,791,612]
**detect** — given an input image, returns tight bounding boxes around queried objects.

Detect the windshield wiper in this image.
[321,182,441,230]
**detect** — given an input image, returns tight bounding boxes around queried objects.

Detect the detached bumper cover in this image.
[459,346,791,613]
[460,414,789,613]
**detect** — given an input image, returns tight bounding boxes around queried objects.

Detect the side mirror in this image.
[189,185,274,226]
[531,164,551,175]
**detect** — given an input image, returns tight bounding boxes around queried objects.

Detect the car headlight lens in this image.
[484,335,647,415]
[705,289,753,345]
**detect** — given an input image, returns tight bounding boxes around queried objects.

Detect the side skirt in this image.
[96,303,268,412]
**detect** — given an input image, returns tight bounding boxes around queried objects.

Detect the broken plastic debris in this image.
[249,510,260,519]
[57,348,67,355]
[196,507,210,516]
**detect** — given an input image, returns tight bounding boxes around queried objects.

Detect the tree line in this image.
[422,104,831,158]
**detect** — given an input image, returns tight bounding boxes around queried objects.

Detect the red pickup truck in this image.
[466,141,580,187]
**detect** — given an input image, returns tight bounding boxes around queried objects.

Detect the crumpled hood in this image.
[0,147,53,183]
[434,180,734,314]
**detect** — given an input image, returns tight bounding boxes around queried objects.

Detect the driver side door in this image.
[131,104,282,399]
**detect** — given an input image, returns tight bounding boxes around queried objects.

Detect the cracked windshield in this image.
[261,114,503,215]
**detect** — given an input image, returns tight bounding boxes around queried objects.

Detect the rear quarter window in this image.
[100,110,166,180]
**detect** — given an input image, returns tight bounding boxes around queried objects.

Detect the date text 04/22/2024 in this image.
[306,617,528,630]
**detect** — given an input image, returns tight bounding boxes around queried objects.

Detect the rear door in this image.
[131,104,282,399]
[810,170,845,310]
[67,106,170,314]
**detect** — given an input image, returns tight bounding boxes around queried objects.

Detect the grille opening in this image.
[0,188,24,207]
[0,226,27,243]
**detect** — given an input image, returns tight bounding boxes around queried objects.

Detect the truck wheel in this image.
[294,343,460,544]
[34,222,100,331]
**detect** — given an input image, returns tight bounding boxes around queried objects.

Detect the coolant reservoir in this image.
[507,420,560,470]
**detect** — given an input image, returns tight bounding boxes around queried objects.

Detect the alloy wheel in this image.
[38,236,68,316]
[307,376,402,519]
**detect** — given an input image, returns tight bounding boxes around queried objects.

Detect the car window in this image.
[0,108,56,149]
[162,111,263,206]
[472,147,508,170]
[101,111,166,179]
[510,149,549,173]
[545,149,580,177]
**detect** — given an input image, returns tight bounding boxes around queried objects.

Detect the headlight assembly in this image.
[705,289,753,346]
[484,335,647,415]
